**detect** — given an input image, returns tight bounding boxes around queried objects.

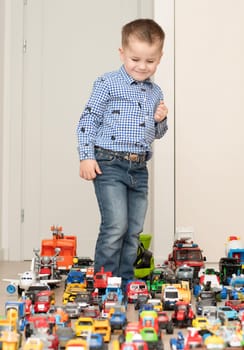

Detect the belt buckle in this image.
[129,153,138,162]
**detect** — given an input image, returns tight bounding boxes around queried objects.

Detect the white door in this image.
[21,0,153,259]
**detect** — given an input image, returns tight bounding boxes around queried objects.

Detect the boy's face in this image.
[119,35,163,81]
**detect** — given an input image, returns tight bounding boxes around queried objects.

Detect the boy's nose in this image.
[138,62,147,70]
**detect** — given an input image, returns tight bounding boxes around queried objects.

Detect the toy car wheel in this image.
[24,324,33,339]
[187,319,193,327]
[118,334,125,344]
[156,339,164,350]
[166,320,174,334]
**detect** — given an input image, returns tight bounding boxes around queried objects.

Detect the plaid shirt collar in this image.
[119,65,153,86]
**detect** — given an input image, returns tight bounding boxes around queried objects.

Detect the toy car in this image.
[195,290,217,315]
[56,326,76,349]
[126,280,150,303]
[199,268,221,291]
[146,299,163,312]
[134,294,150,311]
[225,299,244,311]
[161,286,179,310]
[24,314,56,339]
[139,327,163,350]
[192,316,210,330]
[23,337,44,350]
[146,265,175,297]
[81,305,101,318]
[33,290,55,313]
[63,302,82,319]
[74,316,95,338]
[109,310,127,332]
[157,311,174,334]
[62,283,86,304]
[65,338,87,350]
[74,291,93,309]
[93,318,111,343]
[64,269,85,288]
[72,256,94,272]
[175,264,194,287]
[87,333,106,350]
[217,305,238,320]
[171,301,195,327]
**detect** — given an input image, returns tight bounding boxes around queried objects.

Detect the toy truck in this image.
[40,225,77,273]
[5,300,28,332]
[218,257,242,285]
[225,236,244,271]
[93,267,112,293]
[102,277,124,316]
[167,235,206,278]
[161,281,191,310]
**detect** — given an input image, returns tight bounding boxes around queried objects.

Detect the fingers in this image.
[79,160,102,180]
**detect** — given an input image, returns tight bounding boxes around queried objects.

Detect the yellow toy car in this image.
[65,337,87,350]
[146,298,163,312]
[23,337,44,350]
[192,316,210,330]
[93,318,111,343]
[74,317,94,338]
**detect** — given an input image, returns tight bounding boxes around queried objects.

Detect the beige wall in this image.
[175,0,244,261]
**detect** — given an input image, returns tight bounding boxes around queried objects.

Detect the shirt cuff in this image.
[78,145,95,160]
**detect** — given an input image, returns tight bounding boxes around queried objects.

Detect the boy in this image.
[77,18,168,289]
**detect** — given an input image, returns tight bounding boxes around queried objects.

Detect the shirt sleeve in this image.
[76,76,110,160]
[155,117,168,139]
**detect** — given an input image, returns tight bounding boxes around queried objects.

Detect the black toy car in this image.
[195,290,217,315]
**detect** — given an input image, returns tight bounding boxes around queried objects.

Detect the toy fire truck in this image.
[167,235,206,278]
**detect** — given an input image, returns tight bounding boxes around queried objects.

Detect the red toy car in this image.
[225,299,244,312]
[33,290,55,313]
[126,280,150,303]
[171,300,195,327]
[157,311,174,334]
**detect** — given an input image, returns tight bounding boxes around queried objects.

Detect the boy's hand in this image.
[154,100,168,123]
[79,159,102,180]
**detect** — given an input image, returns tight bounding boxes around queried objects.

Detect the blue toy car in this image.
[110,311,127,332]
[217,305,238,320]
[64,269,85,287]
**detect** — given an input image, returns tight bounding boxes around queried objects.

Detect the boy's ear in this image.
[158,51,164,63]
[118,47,124,61]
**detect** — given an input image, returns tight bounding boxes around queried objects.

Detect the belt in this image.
[95,146,147,163]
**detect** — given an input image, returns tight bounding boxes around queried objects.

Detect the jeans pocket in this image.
[95,150,116,164]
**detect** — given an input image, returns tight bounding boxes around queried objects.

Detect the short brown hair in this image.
[122,18,165,50]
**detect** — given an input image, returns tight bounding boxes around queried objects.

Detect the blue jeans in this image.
[93,148,148,286]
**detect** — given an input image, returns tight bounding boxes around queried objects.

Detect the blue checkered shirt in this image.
[77,65,168,160]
